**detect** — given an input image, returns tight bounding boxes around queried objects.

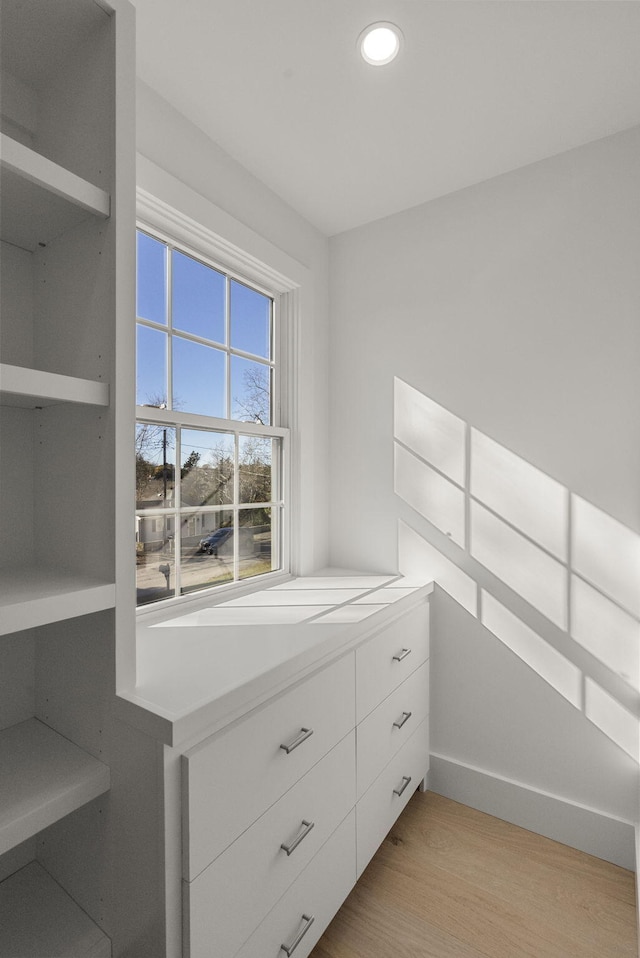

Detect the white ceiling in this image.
[133,1,640,236]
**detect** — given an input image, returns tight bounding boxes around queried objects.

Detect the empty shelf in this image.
[0,861,111,957]
[0,134,110,252]
[0,568,115,636]
[0,718,110,856]
[0,364,109,409]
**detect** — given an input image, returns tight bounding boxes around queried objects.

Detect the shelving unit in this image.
[0,571,116,636]
[0,364,109,409]
[0,862,111,958]
[0,133,110,252]
[0,0,135,953]
[0,719,110,855]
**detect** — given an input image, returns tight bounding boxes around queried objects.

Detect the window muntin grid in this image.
[135,229,286,608]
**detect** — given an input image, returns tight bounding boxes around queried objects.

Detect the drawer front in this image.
[356,603,429,723]
[236,810,356,958]
[184,732,355,958]
[356,717,429,877]
[357,659,429,798]
[183,653,355,879]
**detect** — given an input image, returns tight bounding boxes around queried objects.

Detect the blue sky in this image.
[136,231,272,421]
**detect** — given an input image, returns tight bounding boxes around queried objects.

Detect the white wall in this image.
[135,74,638,866]
[136,79,330,574]
[329,127,640,866]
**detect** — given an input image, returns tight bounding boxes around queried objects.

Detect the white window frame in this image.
[135,189,299,616]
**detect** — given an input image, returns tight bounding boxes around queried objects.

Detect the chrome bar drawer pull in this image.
[393,710,412,729]
[281,914,315,956]
[393,775,412,797]
[280,820,315,856]
[392,648,411,662]
[280,727,314,754]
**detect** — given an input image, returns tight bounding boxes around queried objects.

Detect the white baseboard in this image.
[429,752,635,871]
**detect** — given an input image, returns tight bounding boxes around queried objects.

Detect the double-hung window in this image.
[135,228,288,607]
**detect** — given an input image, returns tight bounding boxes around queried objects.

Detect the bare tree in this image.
[232,365,271,424]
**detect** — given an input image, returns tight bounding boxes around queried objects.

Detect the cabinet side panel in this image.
[32,402,114,582]
[112,0,137,694]
[107,721,166,958]
[36,795,110,938]
[35,9,114,190]
[0,241,34,367]
[0,407,35,566]
[34,611,114,762]
[32,217,114,383]
[0,70,37,147]
[0,630,35,731]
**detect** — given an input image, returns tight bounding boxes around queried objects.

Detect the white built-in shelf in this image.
[0,568,116,636]
[0,364,109,409]
[0,134,110,252]
[0,860,111,958]
[0,718,110,857]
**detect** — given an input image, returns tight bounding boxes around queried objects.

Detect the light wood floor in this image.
[310,791,638,958]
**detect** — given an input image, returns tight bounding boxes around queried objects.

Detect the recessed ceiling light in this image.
[358,21,403,66]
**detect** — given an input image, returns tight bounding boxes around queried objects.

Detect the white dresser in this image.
[117,573,432,958]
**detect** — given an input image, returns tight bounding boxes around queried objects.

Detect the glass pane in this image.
[180,509,234,594]
[172,250,225,343]
[230,280,271,359]
[136,513,175,606]
[137,232,167,325]
[135,424,175,509]
[181,430,234,507]
[239,507,274,580]
[239,435,277,504]
[136,325,167,407]
[231,355,271,424]
[173,336,226,417]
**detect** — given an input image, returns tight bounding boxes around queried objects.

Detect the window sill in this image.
[135,567,294,626]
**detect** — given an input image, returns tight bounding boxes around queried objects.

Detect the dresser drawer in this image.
[356,603,429,723]
[183,653,355,880]
[236,810,356,958]
[357,659,429,798]
[356,717,429,877]
[184,731,355,958]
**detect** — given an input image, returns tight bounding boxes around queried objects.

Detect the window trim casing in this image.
[135,189,299,617]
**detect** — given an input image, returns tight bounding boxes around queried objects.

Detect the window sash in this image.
[137,228,278,425]
[135,404,288,438]
[135,222,291,610]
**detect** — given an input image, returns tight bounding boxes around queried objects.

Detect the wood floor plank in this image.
[416,793,635,905]
[377,794,636,955]
[310,791,637,958]
[314,883,490,958]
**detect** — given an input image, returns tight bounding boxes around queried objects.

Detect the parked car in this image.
[198,527,233,555]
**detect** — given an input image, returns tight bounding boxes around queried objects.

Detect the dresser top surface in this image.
[116,571,433,747]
